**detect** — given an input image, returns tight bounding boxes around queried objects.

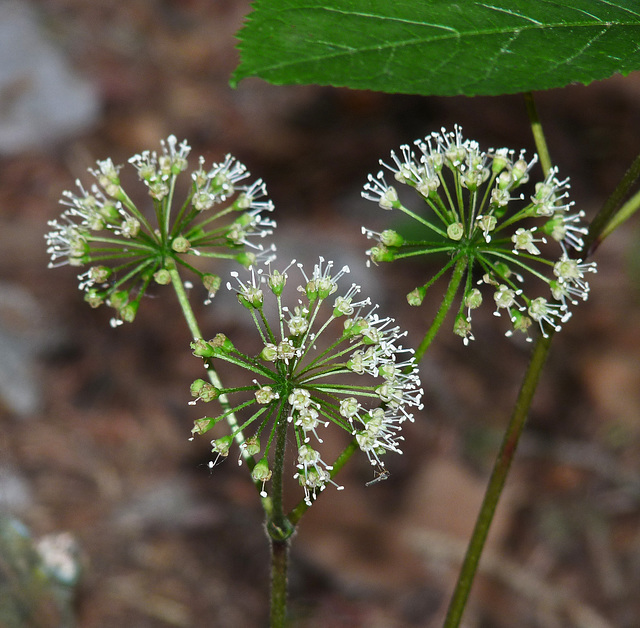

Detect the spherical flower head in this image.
[361,126,597,343]
[191,258,423,506]
[46,136,277,325]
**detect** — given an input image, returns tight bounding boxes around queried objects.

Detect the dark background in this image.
[1,1,640,626]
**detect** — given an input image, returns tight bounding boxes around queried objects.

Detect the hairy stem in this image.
[270,538,289,628]
[267,410,294,627]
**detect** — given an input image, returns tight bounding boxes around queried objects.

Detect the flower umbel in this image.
[362,127,597,343]
[46,136,276,326]
[190,258,423,505]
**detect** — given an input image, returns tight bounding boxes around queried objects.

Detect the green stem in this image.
[597,187,640,243]
[168,264,204,340]
[523,92,552,177]
[442,99,557,627]
[270,538,289,628]
[267,409,294,628]
[167,264,270,507]
[414,256,467,363]
[443,330,554,627]
[268,409,294,538]
[582,149,640,255]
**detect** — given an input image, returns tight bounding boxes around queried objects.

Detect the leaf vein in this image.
[476,3,543,25]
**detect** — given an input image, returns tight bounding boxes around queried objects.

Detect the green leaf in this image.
[232,0,640,96]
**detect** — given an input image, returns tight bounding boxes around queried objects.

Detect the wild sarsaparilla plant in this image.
[48,124,608,626]
[45,2,640,625]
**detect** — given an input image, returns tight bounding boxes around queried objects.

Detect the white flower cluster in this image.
[191,258,423,505]
[46,136,276,324]
[361,126,597,343]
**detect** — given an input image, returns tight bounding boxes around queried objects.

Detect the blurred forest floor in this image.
[1,1,640,627]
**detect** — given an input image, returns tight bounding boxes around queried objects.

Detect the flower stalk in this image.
[268,410,294,628]
[440,96,604,627]
[359,121,599,626]
[414,256,467,362]
[583,149,640,253]
[442,328,554,627]
[270,536,289,628]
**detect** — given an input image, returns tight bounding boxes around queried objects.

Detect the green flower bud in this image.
[84,289,104,308]
[148,180,170,200]
[267,270,286,296]
[119,301,138,323]
[251,457,272,497]
[238,287,263,309]
[89,266,111,283]
[108,290,129,310]
[493,262,512,281]
[476,215,497,240]
[378,363,397,381]
[235,251,256,268]
[379,229,404,247]
[171,236,190,253]
[276,340,296,361]
[304,280,318,302]
[378,185,399,210]
[202,274,221,297]
[190,379,220,402]
[121,216,140,239]
[315,277,336,300]
[191,338,215,358]
[251,457,272,483]
[191,416,221,436]
[234,212,254,226]
[210,333,235,354]
[99,201,121,223]
[255,385,278,404]
[260,343,278,362]
[333,296,354,318]
[510,159,530,186]
[407,286,426,306]
[242,436,261,457]
[211,435,233,457]
[541,215,565,242]
[369,245,395,263]
[342,316,369,338]
[234,192,252,210]
[154,269,172,285]
[447,222,464,241]
[464,287,482,309]
[453,314,473,342]
[510,309,532,334]
[491,148,510,175]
